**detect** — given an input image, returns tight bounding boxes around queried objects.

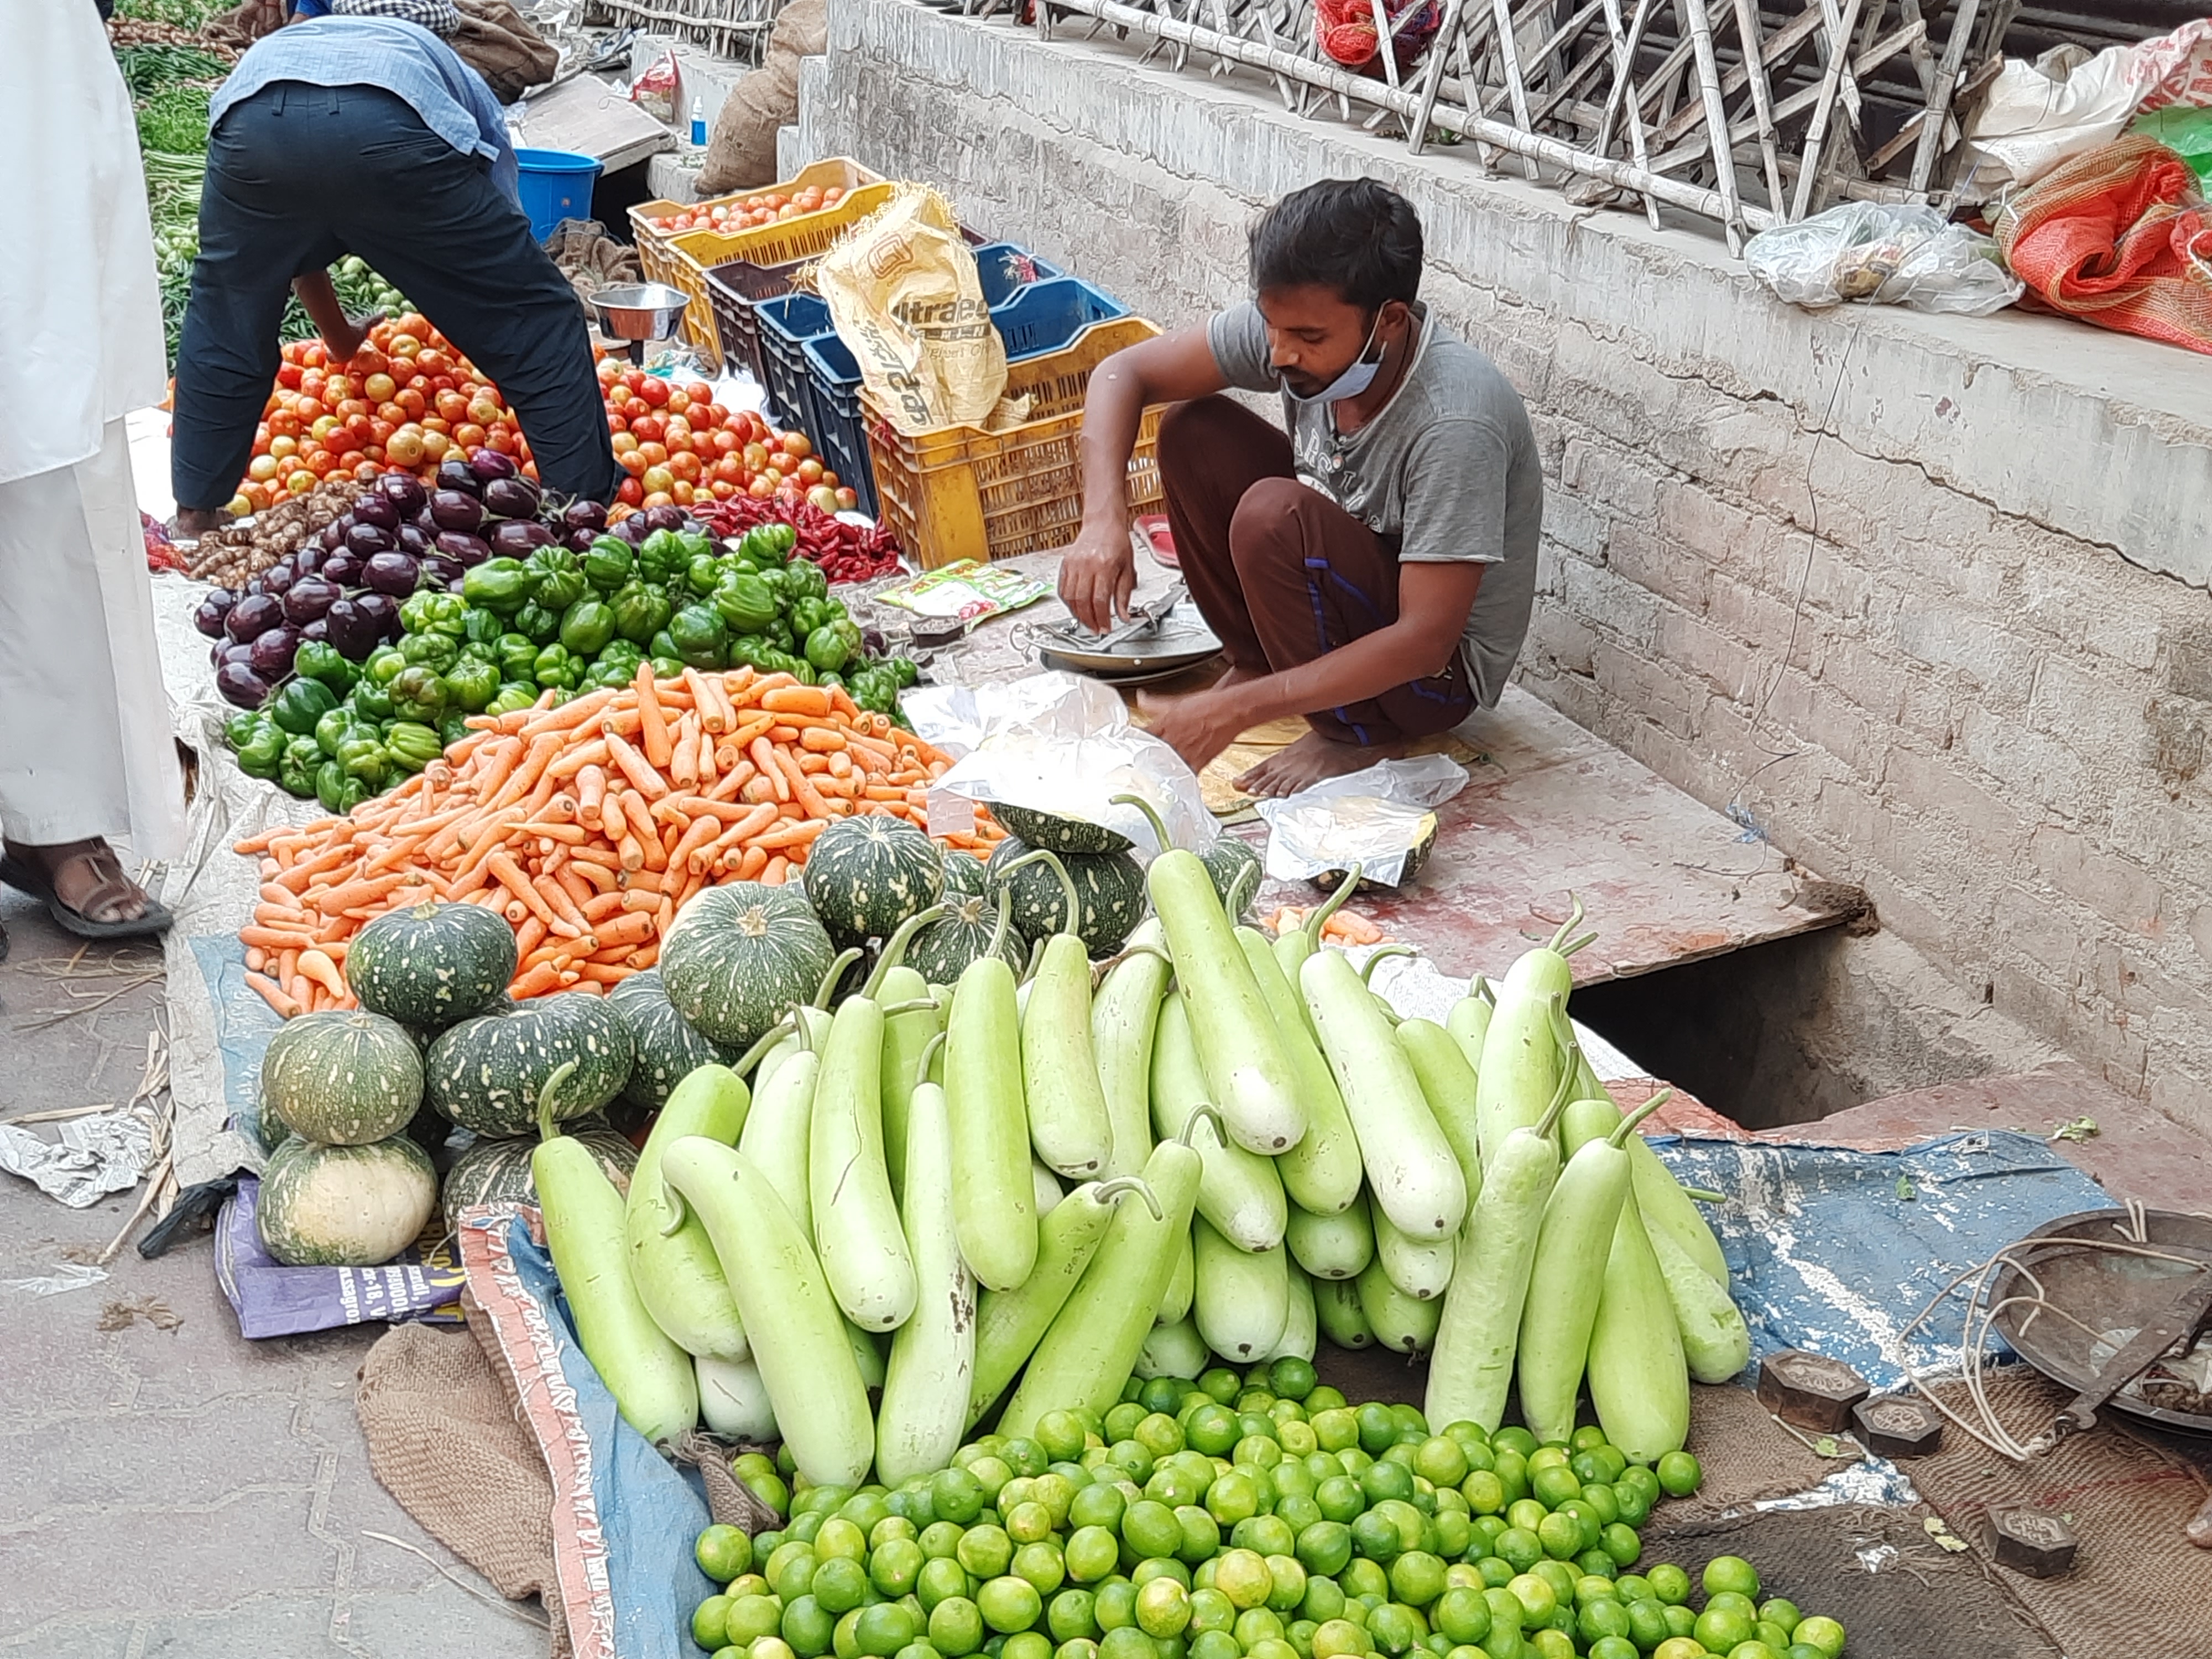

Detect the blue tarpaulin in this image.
[1651,1130,2112,1390]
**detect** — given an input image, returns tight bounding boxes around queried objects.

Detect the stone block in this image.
[2027,824,2163,933]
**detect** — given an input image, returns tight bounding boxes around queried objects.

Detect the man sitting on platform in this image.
[1056,179,1543,796]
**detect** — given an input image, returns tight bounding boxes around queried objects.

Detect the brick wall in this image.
[803,1,2212,1130]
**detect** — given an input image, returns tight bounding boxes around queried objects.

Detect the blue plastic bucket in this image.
[515,148,604,240]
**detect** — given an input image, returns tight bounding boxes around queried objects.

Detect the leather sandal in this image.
[0,842,173,942]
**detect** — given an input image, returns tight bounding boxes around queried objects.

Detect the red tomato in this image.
[640,465,674,495]
[667,451,702,482]
[278,363,304,390]
[686,382,714,405]
[637,377,671,408]
[617,450,648,477]
[452,422,486,450]
[616,477,643,506]
[708,479,737,500]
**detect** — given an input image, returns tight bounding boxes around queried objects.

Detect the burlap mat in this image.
[1911,1371,2212,1656]
[357,1319,567,1658]
[1176,715,1479,820]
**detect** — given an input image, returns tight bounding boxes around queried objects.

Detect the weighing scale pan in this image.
[1989,1207,2212,1435]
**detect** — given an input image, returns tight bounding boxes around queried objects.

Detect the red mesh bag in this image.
[1316,0,1440,71]
[1994,134,2212,357]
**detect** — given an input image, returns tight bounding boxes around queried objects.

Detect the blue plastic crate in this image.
[989,277,1128,362]
[753,293,833,433]
[972,243,1067,309]
[799,335,879,521]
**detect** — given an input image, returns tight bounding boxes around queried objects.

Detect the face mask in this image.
[1284,311,1386,406]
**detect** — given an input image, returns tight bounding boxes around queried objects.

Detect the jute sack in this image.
[451,0,559,103]
[813,184,1008,434]
[698,0,827,195]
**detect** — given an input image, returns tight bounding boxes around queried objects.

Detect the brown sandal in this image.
[0,842,173,942]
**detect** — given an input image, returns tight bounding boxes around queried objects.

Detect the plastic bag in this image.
[1254,754,1468,888]
[1744,203,2022,316]
[628,50,678,122]
[1961,46,2138,189]
[812,185,1008,434]
[908,671,1215,854]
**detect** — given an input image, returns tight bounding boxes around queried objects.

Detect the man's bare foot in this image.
[172,506,226,540]
[1233,728,1408,798]
[3,838,154,925]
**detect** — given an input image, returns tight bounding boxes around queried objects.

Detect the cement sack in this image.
[813,184,1008,434]
[698,0,826,195]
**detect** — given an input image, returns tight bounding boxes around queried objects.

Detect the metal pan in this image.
[1037,646,1222,687]
[1035,617,1222,677]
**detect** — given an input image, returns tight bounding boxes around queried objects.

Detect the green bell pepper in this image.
[738,524,795,565]
[279,735,321,797]
[713,572,780,635]
[440,709,472,749]
[225,711,264,750]
[890,655,920,688]
[460,607,506,648]
[525,547,588,612]
[268,676,340,736]
[445,656,500,713]
[649,655,685,681]
[314,705,361,759]
[335,735,387,787]
[764,617,797,655]
[667,603,729,669]
[462,558,534,614]
[612,581,675,646]
[383,721,444,774]
[351,679,395,723]
[293,640,358,693]
[637,529,688,583]
[363,645,407,687]
[315,759,367,815]
[496,632,541,682]
[648,630,680,662]
[784,556,828,604]
[804,624,852,674]
[728,634,773,671]
[559,598,618,658]
[487,684,538,718]
[686,553,724,597]
[512,600,562,645]
[400,591,469,638]
[594,644,645,685]
[531,644,580,690]
[231,717,286,780]
[390,665,450,724]
[677,530,713,562]
[583,538,636,594]
[400,630,460,674]
[587,658,637,691]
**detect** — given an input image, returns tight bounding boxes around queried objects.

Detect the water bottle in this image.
[690,97,706,147]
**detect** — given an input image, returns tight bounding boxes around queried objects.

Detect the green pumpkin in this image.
[257,1134,438,1266]
[258,1011,424,1146]
[904,889,1022,986]
[988,802,1135,857]
[941,847,989,898]
[347,900,517,1030]
[986,837,1147,956]
[802,813,947,944]
[660,880,836,1049]
[441,1123,639,1230]
[424,992,635,1137]
[608,969,735,1120]
[1199,835,1265,921]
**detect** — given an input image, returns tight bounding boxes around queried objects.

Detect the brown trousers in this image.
[1159,397,1473,748]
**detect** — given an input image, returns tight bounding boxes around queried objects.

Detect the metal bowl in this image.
[588,283,691,342]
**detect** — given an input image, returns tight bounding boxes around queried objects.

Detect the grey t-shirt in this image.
[1207,301,1542,707]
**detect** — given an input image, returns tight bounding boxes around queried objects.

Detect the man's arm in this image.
[1057,324,1230,632]
[292,269,372,362]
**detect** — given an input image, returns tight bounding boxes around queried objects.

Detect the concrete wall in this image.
[800,1,2212,1130]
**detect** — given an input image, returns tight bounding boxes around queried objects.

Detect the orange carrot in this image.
[635,662,674,769]
[761,685,831,717]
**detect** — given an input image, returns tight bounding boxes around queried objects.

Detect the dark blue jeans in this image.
[172,82,619,510]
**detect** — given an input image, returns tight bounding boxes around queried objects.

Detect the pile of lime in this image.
[691,1359,1850,1659]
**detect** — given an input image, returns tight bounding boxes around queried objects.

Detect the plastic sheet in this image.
[215,1177,464,1339]
[1745,203,2023,316]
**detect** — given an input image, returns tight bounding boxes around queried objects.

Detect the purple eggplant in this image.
[295,544,327,578]
[221,640,256,670]
[642,504,687,533]
[208,637,227,669]
[354,591,400,641]
[435,530,494,567]
[489,520,553,559]
[481,476,542,521]
[225,592,285,643]
[436,458,480,495]
[564,498,609,534]
[282,576,340,627]
[322,597,382,661]
[299,618,330,646]
[614,515,649,546]
[347,522,397,560]
[193,590,237,638]
[320,520,349,552]
[564,527,598,554]
[320,550,363,588]
[429,489,485,533]
[260,561,296,598]
[375,471,427,517]
[421,553,466,587]
[394,523,430,557]
[249,624,301,677]
[469,448,518,485]
[361,550,421,597]
[216,661,274,709]
[352,492,399,531]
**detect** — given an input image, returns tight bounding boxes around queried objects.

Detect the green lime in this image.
[1105,1404,1148,1443]
[1097,1626,1156,1659]
[1107,1443,1154,1485]
[1431,1585,1491,1647]
[1597,1524,1640,1569]
[1311,1617,1365,1659]
[1272,1490,1323,1534]
[1135,1413,1186,1460]
[958,1526,1014,1580]
[776,1552,821,1604]
[1138,1378,1184,1416]
[980,1577,1045,1634]
[1525,1447,1569,1475]
[968,1456,1016,1498]
[1759,1599,1802,1635]
[1122,1500,1180,1560]
[917,1556,972,1611]
[728,1595,787,1644]
[1144,1467,1204,1510]
[1133,1558,1188,1590]
[1189,1634,1239,1659]
[1533,1513,1582,1562]
[1707,1592,1757,1625]
[1313,1475,1364,1525]
[697,1524,754,1583]
[1410,1437,1469,1489]
[1389,1551,1448,1609]
[1490,1450,1531,1507]
[1047,1588,1098,1643]
[1573,1480,1618,1528]
[874,1517,921,1552]
[1235,1434,1285,1469]
[1575,1548,1619,1582]
[1184,1405,1239,1458]
[818,1519,870,1564]
[1269,1357,1318,1401]
[1757,1621,1797,1650]
[1693,1603,1755,1653]
[1173,1505,1222,1564]
[857,1604,919,1657]
[1276,1420,1320,1460]
[1504,1498,1546,1536]
[934,1469,987,1526]
[1359,1459,1414,1506]
[1235,1515,1298,1559]
[1653,1452,1701,1499]
[1247,1637,1300,1659]
[1527,1465,1582,1510]
[1015,1542,1067,1597]
[1643,1563,1689,1606]
[1662,1603,1697,1639]
[1196,1548,1260,1609]
[1577,1596,1631,1645]
[1430,1511,1472,1560]
[921,1522,967,1561]
[1363,1601,1418,1655]
[785,1595,837,1658]
[1070,1485,1128,1534]
[1621,1597,1669,1650]
[1726,1645,1782,1659]
[1034,1475,1077,1531]
[1294,1519,1353,1578]
[1786,1646,1830,1659]
[1340,1557,1389,1603]
[1493,1527,1543,1574]
[1063,1526,1119,1585]
[1198,1368,1241,1404]
[1459,1470,1506,1516]
[1505,1572,1557,1626]
[1058,1641,1101,1659]
[1310,1409,1359,1454]
[1349,1404,1394,1456]
[1791,1616,1846,1658]
[843,1493,893,1533]
[1187,1585,1237,1634]
[693,1595,733,1650]
[1006,1502,1056,1546]
[1609,1481,1652,1528]
[815,1557,871,1615]
[1263,1553,1307,1614]
[1093,1580,1137,1631]
[1037,1411,1091,1463]
[1350,1509,1404,1564]
[929,1596,985,1656]
[1587,1639,1639,1659]
[1703,1556,1761,1601]
[1134,1576,1191,1639]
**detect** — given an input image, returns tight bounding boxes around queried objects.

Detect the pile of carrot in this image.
[1266,902,1386,947]
[233,666,1001,1018]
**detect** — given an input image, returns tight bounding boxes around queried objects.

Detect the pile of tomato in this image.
[640,182,848,237]
[225,313,855,523]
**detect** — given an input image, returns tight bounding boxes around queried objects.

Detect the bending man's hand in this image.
[1057,521,1137,634]
[1136,682,1254,777]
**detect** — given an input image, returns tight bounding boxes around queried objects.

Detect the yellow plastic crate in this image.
[629,156,881,293]
[862,317,1164,570]
[653,181,897,371]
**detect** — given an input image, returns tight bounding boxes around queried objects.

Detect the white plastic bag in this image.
[1253,754,1469,888]
[1744,203,2023,317]
[912,671,1216,855]
[1961,46,2139,189]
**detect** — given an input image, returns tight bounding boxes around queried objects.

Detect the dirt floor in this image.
[0,889,538,1659]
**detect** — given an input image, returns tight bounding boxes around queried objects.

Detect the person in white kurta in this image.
[0,1,187,952]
